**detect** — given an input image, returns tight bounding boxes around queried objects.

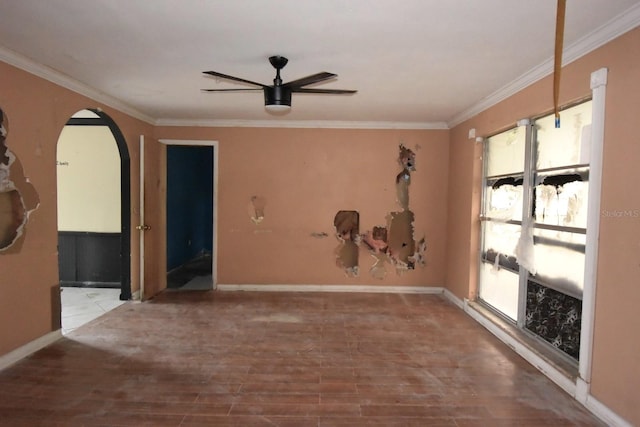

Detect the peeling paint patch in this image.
[249,195,266,224]
[0,108,39,252]
[334,210,359,277]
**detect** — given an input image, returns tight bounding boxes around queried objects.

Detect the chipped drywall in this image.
[334,144,427,278]
[249,195,266,224]
[385,145,426,274]
[0,107,39,252]
[334,210,359,277]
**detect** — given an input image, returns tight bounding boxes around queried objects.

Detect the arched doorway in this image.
[56,109,130,331]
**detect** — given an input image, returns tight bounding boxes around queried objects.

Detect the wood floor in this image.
[0,291,604,426]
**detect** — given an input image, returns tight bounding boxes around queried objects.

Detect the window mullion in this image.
[517,120,535,328]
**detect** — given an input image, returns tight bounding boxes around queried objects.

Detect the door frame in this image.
[61,109,131,300]
[159,139,218,288]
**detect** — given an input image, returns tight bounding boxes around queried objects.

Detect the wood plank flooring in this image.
[0,291,604,426]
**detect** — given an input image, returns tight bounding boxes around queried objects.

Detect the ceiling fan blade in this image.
[292,88,357,94]
[203,71,266,88]
[283,72,337,88]
[201,88,263,92]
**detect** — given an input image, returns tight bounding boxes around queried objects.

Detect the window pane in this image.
[526,280,582,359]
[536,101,592,169]
[479,261,519,321]
[486,126,526,177]
[532,228,585,298]
[485,179,523,221]
[534,169,589,229]
[482,222,521,261]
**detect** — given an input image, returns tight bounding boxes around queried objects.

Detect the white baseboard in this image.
[0,329,63,371]
[575,377,589,404]
[442,288,465,309]
[585,394,633,427]
[216,284,445,294]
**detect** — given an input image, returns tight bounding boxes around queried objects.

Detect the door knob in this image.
[136,224,151,231]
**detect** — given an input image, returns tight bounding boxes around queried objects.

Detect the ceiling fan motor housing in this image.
[264,86,292,107]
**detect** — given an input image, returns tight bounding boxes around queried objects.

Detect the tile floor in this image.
[1,291,605,426]
[60,287,127,334]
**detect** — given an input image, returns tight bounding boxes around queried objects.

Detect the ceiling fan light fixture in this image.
[203,55,356,114]
[265,104,291,113]
[264,86,292,114]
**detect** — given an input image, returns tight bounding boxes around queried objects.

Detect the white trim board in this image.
[217,284,445,294]
[585,394,634,427]
[443,288,465,309]
[0,330,62,372]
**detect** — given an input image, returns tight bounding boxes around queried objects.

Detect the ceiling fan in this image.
[202,55,357,113]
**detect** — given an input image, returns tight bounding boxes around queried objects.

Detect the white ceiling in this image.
[0,0,638,128]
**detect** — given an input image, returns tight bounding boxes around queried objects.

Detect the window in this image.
[479,100,592,360]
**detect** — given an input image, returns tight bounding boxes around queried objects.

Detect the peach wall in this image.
[155,126,449,287]
[446,28,640,425]
[444,125,482,300]
[0,61,151,355]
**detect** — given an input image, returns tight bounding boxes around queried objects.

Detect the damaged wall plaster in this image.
[0,108,39,252]
[333,144,427,278]
[362,226,389,279]
[334,210,359,277]
[249,195,267,224]
[395,144,416,210]
[387,210,417,269]
[384,145,426,274]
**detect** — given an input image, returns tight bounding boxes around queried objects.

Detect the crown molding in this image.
[0,46,156,125]
[447,3,640,128]
[155,118,449,130]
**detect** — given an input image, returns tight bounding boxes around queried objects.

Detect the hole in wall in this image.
[363,226,389,279]
[249,195,267,224]
[0,107,39,252]
[331,144,427,278]
[334,210,359,277]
